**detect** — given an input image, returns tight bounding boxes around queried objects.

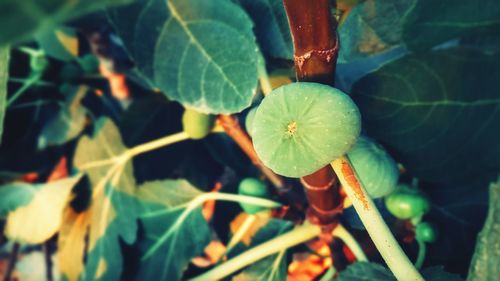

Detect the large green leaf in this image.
[467,177,500,281]
[108,0,259,114]
[135,180,211,281]
[0,0,133,45]
[0,47,9,145]
[338,0,414,63]
[350,49,500,186]
[402,0,500,51]
[71,119,138,281]
[237,0,293,59]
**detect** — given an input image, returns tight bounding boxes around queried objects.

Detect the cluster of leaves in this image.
[0,0,498,280]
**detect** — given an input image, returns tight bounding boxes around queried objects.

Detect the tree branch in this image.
[283,0,341,225]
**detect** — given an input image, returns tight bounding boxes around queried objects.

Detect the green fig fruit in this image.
[182,108,215,139]
[347,136,399,198]
[252,82,361,177]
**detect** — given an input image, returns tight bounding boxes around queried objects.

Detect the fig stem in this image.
[331,157,424,281]
[128,131,190,157]
[7,72,42,106]
[334,224,368,262]
[224,214,257,257]
[415,239,426,269]
[188,223,322,281]
[189,222,359,281]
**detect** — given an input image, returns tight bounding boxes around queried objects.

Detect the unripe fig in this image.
[347,136,399,198]
[252,82,361,177]
[385,184,431,220]
[182,108,215,139]
[238,178,270,214]
[415,222,438,243]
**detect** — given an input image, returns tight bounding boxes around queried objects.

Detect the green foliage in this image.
[252,82,361,177]
[0,0,133,45]
[402,0,500,51]
[338,0,414,63]
[347,136,399,198]
[231,219,292,280]
[237,0,293,59]
[72,119,139,281]
[36,26,78,61]
[0,47,8,144]
[108,0,259,114]
[135,180,211,281]
[467,177,500,281]
[351,49,500,187]
[0,0,497,280]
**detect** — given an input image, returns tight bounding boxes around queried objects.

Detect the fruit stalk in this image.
[189,223,322,281]
[331,157,424,281]
[283,0,341,224]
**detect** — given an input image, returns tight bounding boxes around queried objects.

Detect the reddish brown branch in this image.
[284,0,339,86]
[283,0,342,225]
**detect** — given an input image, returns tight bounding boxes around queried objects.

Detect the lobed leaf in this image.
[108,0,259,114]
[65,119,138,281]
[135,179,211,281]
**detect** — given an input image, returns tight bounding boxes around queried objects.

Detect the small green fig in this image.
[385,184,431,220]
[182,108,215,139]
[252,82,361,177]
[238,178,270,214]
[245,107,257,136]
[347,136,399,198]
[415,222,438,243]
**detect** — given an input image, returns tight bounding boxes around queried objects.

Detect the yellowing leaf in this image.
[55,28,79,57]
[58,208,89,281]
[71,119,138,281]
[4,175,82,244]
